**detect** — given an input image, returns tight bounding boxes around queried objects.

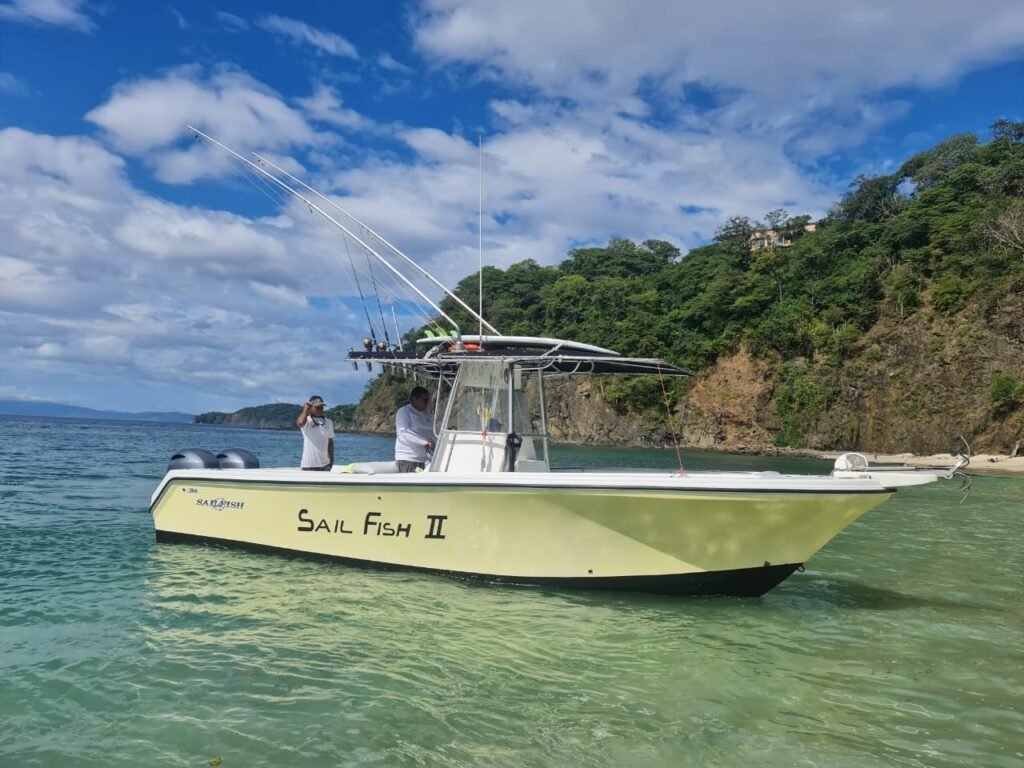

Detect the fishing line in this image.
[359,226,392,348]
[341,232,378,343]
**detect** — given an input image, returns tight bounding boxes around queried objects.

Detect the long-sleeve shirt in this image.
[394,404,436,462]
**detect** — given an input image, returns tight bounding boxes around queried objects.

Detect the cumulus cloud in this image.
[0,0,95,32]
[0,128,377,410]
[296,85,377,132]
[85,67,327,182]
[413,0,1024,156]
[416,0,1024,102]
[5,2,1023,410]
[256,14,358,58]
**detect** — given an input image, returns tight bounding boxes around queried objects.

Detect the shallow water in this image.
[1,416,1022,767]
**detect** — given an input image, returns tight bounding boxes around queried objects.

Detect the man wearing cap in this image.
[297,395,335,471]
[395,386,436,472]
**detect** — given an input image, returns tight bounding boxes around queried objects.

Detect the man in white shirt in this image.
[395,386,436,472]
[297,395,334,470]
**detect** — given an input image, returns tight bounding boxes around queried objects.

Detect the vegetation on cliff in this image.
[362,123,1024,452]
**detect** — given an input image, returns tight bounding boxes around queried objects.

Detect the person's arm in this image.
[328,438,334,465]
[297,402,310,428]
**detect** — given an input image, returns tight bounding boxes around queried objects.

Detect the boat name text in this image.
[195,497,245,511]
[297,510,447,540]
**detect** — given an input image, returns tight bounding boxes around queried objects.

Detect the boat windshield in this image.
[431,360,548,472]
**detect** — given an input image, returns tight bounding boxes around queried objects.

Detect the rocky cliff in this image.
[349,296,1024,454]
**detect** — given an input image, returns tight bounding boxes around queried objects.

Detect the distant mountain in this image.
[0,400,193,423]
[195,403,302,430]
[195,403,357,430]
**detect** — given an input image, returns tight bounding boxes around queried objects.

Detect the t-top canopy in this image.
[348,334,692,377]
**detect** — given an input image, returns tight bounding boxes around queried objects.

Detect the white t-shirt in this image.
[300,417,335,468]
[395,403,435,462]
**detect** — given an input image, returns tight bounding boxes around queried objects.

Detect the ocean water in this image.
[0,415,1022,768]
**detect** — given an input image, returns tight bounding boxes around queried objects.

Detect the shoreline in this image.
[148,415,1024,476]
[813,450,1024,477]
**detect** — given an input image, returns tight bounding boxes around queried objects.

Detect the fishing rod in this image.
[252,152,500,336]
[341,233,378,344]
[188,125,466,338]
[361,239,392,348]
[217,139,440,347]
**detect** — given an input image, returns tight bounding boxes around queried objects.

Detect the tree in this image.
[991,119,1024,143]
[836,174,902,223]
[765,209,789,231]
[898,133,979,190]
[714,216,756,243]
[982,202,1024,260]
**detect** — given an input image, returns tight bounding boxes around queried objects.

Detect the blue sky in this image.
[1,0,1022,413]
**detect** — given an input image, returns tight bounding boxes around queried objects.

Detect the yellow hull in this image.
[150,473,890,596]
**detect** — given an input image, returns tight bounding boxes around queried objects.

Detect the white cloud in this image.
[378,52,414,74]
[216,10,248,31]
[112,199,290,274]
[0,71,27,95]
[0,0,95,32]
[85,67,325,182]
[413,0,1024,157]
[0,384,45,400]
[4,0,1022,412]
[415,1,1024,103]
[256,14,358,59]
[296,85,377,132]
[0,127,378,409]
[248,280,310,308]
[166,4,187,29]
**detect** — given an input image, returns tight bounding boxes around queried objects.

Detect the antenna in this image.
[478,134,484,338]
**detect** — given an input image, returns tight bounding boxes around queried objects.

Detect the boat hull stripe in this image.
[149,476,888,512]
[153,530,801,597]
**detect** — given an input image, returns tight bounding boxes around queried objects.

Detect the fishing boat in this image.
[149,130,967,597]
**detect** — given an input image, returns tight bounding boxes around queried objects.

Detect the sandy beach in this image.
[817,451,1024,477]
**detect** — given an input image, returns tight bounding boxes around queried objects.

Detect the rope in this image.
[656,361,686,474]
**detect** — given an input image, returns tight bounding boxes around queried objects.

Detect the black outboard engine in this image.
[216,448,260,469]
[167,448,218,472]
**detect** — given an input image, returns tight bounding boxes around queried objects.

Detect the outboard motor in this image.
[167,448,219,472]
[216,448,260,469]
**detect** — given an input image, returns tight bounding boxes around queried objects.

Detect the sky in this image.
[0,0,1022,413]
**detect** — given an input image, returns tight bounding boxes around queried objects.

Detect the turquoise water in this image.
[1,416,1022,767]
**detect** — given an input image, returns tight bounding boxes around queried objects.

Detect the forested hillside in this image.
[355,123,1024,453]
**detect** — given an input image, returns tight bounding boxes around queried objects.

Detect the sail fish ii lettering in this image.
[295,510,447,539]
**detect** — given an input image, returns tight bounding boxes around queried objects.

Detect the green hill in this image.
[195,403,357,430]
[353,122,1024,453]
